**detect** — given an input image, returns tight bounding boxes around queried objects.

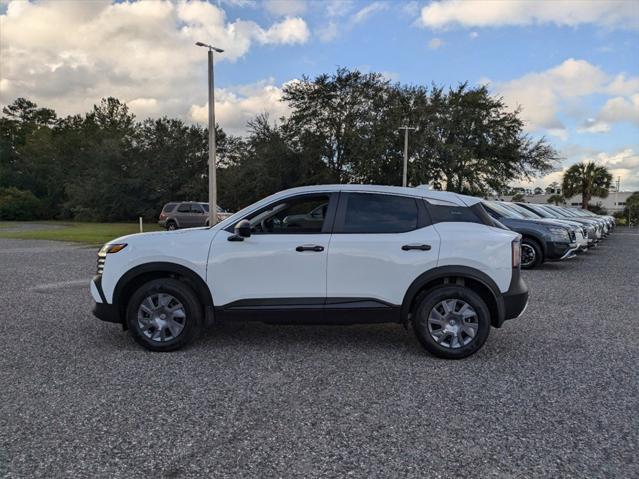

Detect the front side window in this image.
[191,204,204,214]
[336,193,418,233]
[177,204,191,213]
[246,195,330,234]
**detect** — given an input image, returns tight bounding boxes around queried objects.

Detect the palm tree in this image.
[562,162,613,209]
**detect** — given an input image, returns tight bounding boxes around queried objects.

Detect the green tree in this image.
[624,191,639,225]
[547,194,565,205]
[562,162,613,210]
[410,84,558,195]
[282,68,400,184]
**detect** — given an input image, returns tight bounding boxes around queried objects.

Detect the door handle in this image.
[402,244,431,251]
[296,245,324,252]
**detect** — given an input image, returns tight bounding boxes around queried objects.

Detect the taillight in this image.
[160,213,166,219]
[512,238,521,268]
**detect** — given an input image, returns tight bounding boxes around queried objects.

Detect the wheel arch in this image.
[113,262,213,320]
[520,233,546,258]
[401,266,506,328]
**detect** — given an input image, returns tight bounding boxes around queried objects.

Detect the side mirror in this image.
[235,219,251,238]
[228,219,251,241]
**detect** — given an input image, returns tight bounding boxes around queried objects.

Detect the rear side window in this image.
[336,193,419,233]
[162,203,177,213]
[190,204,204,213]
[427,203,482,224]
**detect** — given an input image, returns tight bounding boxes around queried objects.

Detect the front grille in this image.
[97,253,106,275]
[569,230,576,242]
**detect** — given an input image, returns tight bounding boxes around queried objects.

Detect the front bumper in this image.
[91,275,122,324]
[546,240,578,261]
[93,302,121,324]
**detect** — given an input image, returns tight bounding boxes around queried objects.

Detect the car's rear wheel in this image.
[166,220,177,231]
[521,238,542,269]
[412,286,491,359]
[126,278,202,352]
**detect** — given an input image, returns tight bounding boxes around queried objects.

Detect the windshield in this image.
[503,202,540,219]
[485,201,525,219]
[523,204,555,218]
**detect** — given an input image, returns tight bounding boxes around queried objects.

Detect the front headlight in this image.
[99,243,128,254]
[548,227,569,241]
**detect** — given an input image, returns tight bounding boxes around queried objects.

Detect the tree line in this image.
[1,68,560,221]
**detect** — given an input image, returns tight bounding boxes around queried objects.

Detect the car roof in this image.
[260,184,480,207]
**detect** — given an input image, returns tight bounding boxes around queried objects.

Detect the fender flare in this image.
[519,231,547,257]
[112,262,213,308]
[400,265,505,325]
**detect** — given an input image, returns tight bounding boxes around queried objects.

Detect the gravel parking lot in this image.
[1,231,638,478]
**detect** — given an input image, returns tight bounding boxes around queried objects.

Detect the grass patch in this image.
[0,221,163,245]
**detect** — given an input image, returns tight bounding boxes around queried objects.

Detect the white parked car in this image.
[91,185,529,359]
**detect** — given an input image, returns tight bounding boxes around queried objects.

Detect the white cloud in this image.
[491,59,639,138]
[352,1,387,24]
[516,147,639,191]
[263,0,307,17]
[428,37,444,50]
[0,0,309,128]
[258,17,310,44]
[317,21,339,43]
[578,95,639,133]
[419,0,639,30]
[189,78,292,135]
[469,31,479,39]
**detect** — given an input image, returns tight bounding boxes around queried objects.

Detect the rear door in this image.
[176,203,194,227]
[190,203,207,227]
[326,192,441,313]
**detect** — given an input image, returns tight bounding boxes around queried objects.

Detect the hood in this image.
[106,227,211,245]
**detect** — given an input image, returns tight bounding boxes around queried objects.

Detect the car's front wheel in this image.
[521,238,542,269]
[126,278,202,351]
[412,286,491,359]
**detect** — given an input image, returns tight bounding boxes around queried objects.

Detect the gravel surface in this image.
[1,232,638,478]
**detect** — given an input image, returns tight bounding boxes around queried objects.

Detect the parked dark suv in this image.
[158,202,232,230]
[482,201,579,269]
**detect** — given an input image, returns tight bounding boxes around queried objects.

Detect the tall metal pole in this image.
[403,128,408,187]
[207,49,217,226]
[398,126,416,187]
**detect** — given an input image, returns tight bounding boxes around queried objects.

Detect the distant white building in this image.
[497,191,636,213]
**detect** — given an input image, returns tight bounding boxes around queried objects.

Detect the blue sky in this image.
[1,0,638,189]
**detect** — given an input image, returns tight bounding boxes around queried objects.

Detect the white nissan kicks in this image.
[91,185,528,359]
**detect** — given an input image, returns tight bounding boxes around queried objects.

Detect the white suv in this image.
[91,185,528,359]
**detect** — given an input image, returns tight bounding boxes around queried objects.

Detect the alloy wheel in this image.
[137,293,186,342]
[427,299,478,349]
[521,244,536,268]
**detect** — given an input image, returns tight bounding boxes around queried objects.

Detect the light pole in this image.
[398,126,416,187]
[195,41,224,226]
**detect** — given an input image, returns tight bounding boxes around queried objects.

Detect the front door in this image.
[208,193,337,321]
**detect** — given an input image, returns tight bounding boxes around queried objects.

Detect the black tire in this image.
[166,221,177,231]
[521,238,543,269]
[126,278,202,352]
[412,286,491,359]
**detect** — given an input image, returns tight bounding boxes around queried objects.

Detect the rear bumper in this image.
[158,220,167,227]
[502,268,529,322]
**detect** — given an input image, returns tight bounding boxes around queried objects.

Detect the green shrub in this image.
[0,187,43,220]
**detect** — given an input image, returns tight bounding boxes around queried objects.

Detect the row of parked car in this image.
[481,201,615,269]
